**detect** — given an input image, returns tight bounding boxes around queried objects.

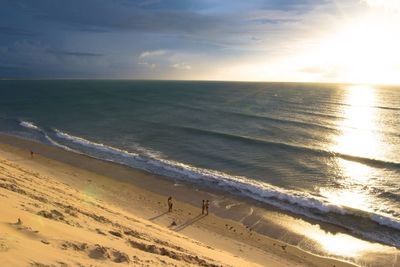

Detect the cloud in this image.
[297,65,341,80]
[0,0,376,80]
[46,49,104,57]
[138,50,168,70]
[139,50,167,58]
[171,62,192,70]
[0,26,36,36]
[136,0,162,7]
[30,1,225,35]
[138,61,156,69]
[362,0,400,11]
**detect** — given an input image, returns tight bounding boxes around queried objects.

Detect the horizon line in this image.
[1,77,399,86]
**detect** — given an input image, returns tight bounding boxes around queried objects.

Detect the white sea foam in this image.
[19,120,40,130]
[371,214,400,231]
[19,121,76,152]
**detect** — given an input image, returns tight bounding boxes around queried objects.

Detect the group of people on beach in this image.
[168,196,209,215]
[201,199,209,215]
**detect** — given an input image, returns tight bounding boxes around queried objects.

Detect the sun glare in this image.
[364,0,400,11]
[323,14,400,84]
[222,9,400,84]
[304,229,378,257]
[272,5,400,84]
[334,85,380,159]
[318,85,382,212]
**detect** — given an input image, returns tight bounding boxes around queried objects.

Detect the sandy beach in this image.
[3,0,400,265]
[0,134,386,266]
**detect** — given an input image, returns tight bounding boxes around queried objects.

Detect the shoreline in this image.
[0,133,398,266]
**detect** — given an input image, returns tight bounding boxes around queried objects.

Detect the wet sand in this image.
[0,134,398,266]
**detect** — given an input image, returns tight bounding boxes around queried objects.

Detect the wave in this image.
[151,99,341,133]
[14,121,400,247]
[219,110,339,132]
[133,98,400,141]
[316,99,400,112]
[19,120,78,152]
[172,125,400,170]
[126,96,340,134]
[371,214,400,231]
[20,121,40,131]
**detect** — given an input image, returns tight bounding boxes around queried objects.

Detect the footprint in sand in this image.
[61,241,130,263]
[10,218,40,236]
[0,240,9,252]
[37,209,65,221]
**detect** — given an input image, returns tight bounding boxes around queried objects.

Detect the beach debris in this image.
[16,218,22,225]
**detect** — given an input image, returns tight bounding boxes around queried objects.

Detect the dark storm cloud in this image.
[0,0,358,79]
[46,49,104,57]
[0,26,36,37]
[34,5,225,35]
[12,0,313,36]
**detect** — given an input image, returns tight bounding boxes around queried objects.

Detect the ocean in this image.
[1,80,399,248]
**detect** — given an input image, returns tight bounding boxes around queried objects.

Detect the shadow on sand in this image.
[149,211,169,221]
[174,214,206,232]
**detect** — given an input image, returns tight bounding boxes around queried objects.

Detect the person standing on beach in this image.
[202,200,205,215]
[205,200,209,215]
[30,150,34,159]
[168,196,173,212]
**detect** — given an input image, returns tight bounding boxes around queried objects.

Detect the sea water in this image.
[0,80,399,247]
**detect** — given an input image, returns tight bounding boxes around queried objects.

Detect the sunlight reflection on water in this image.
[322,85,382,212]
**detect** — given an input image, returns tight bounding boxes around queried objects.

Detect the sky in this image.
[1,0,400,84]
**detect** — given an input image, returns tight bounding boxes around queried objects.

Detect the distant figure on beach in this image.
[30,150,34,159]
[205,200,209,215]
[202,200,205,215]
[168,196,173,212]
[171,219,177,226]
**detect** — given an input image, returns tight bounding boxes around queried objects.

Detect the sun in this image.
[285,5,400,85]
[322,14,400,84]
[209,2,400,84]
